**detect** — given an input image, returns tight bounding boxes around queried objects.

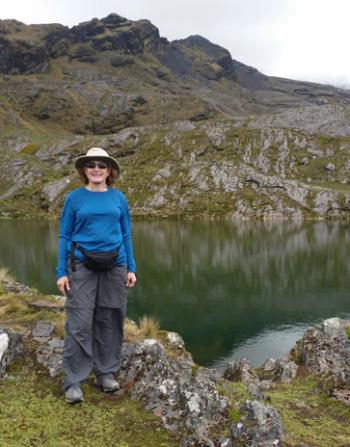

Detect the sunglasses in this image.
[84,161,109,169]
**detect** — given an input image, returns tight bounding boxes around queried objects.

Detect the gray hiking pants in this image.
[63,261,127,390]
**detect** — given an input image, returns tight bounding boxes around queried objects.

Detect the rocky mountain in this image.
[0,13,350,219]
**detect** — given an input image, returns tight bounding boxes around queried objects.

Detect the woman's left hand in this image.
[126,272,137,288]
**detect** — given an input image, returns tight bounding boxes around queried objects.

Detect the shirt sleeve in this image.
[56,193,76,279]
[120,194,136,273]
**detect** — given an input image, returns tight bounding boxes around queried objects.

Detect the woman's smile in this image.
[85,165,109,184]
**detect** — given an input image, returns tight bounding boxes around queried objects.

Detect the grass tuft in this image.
[138,315,160,339]
[0,266,15,283]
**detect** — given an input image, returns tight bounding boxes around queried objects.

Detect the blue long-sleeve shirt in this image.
[56,187,136,279]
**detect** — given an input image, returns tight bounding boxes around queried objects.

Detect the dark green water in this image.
[1,219,350,366]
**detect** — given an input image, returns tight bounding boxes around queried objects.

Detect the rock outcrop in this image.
[231,400,284,447]
[292,317,350,387]
[119,339,228,444]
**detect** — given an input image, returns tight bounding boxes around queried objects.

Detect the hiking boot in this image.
[94,374,120,392]
[65,385,83,404]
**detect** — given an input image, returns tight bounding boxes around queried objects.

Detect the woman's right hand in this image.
[57,276,70,296]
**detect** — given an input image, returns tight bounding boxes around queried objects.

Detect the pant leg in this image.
[63,307,95,390]
[63,261,99,390]
[92,265,127,376]
[92,306,125,377]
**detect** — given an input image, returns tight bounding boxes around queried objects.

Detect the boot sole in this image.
[98,385,119,393]
[65,396,84,404]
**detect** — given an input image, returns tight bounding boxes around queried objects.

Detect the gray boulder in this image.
[231,400,284,447]
[222,358,259,386]
[36,337,64,377]
[263,358,298,384]
[292,317,350,386]
[0,328,24,379]
[32,320,55,342]
[119,338,228,443]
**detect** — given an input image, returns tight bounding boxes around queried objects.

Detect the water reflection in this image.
[215,324,309,368]
[1,219,350,365]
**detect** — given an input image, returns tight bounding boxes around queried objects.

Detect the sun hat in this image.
[75,147,120,174]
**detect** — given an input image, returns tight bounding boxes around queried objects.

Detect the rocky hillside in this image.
[0,13,350,219]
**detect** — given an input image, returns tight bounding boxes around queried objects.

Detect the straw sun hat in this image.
[75,147,120,174]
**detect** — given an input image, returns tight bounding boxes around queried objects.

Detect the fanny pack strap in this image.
[70,241,84,272]
[70,241,76,272]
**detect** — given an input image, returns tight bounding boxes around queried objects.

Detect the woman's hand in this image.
[57,275,70,296]
[126,272,136,288]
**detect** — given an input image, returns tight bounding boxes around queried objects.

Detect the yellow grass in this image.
[0,267,15,283]
[124,318,142,341]
[138,315,160,339]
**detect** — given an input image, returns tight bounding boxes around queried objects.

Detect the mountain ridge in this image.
[0,13,350,220]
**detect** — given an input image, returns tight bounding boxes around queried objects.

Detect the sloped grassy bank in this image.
[1,268,350,447]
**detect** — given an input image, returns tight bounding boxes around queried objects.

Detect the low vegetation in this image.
[0,363,178,447]
[266,375,350,447]
[138,315,160,338]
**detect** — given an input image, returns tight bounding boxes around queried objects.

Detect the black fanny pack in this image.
[70,242,118,272]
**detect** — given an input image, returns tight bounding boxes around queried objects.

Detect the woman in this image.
[56,147,136,403]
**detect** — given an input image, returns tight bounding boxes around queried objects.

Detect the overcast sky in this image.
[1,0,349,87]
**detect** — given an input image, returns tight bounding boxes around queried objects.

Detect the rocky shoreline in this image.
[1,277,350,446]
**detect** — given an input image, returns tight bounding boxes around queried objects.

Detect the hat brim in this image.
[75,155,120,174]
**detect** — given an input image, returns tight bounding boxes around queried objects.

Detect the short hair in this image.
[76,165,118,187]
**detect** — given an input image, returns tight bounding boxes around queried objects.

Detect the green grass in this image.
[0,364,177,447]
[345,326,350,339]
[218,372,350,446]
[266,375,350,447]
[20,143,40,155]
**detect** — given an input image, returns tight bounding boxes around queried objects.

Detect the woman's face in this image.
[84,160,110,185]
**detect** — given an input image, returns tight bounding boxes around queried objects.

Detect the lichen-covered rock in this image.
[36,337,64,377]
[231,400,284,447]
[263,358,277,372]
[292,317,350,386]
[119,339,228,442]
[277,359,298,384]
[2,280,38,296]
[167,331,185,349]
[222,358,259,386]
[32,320,55,342]
[263,358,298,384]
[0,328,24,379]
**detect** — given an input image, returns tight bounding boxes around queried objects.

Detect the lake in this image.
[1,219,350,367]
